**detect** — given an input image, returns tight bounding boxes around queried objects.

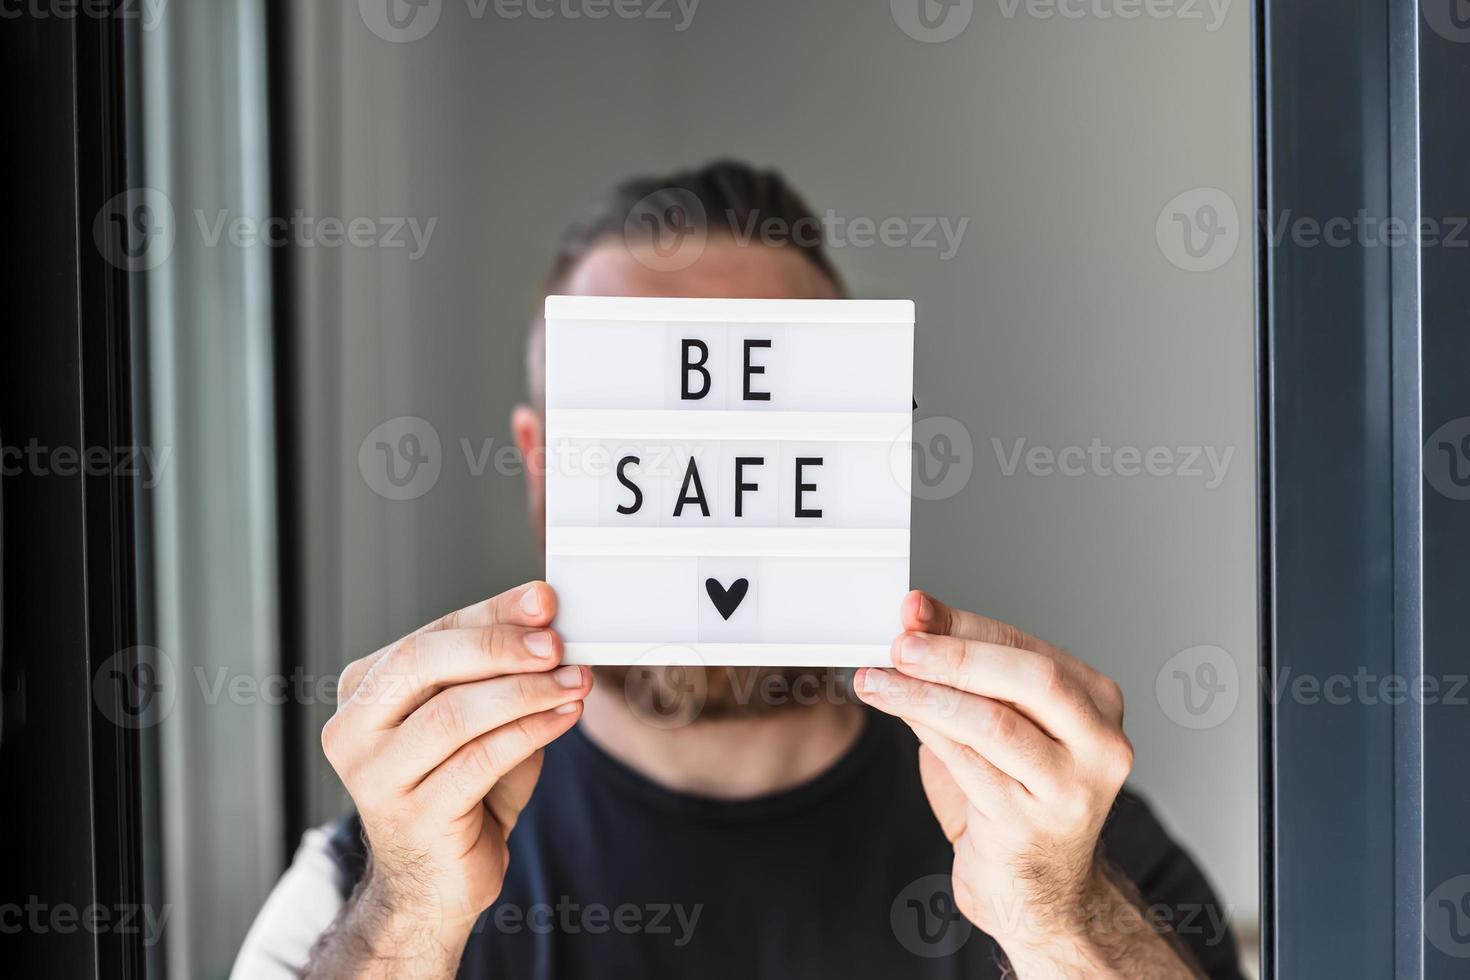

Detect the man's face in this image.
[515,235,844,722]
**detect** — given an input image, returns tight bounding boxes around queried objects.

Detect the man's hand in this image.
[306,581,590,979]
[855,590,1201,978]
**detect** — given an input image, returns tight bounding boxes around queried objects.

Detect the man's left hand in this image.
[855,590,1199,977]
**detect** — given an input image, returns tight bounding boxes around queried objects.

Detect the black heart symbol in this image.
[704,577,749,620]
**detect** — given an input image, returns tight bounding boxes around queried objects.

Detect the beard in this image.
[594,665,850,726]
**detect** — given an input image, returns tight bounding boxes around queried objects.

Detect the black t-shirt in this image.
[326,710,1244,978]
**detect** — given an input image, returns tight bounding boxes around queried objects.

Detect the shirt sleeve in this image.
[1099,789,1249,980]
[229,826,346,980]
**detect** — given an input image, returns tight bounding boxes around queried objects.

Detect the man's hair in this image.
[527,159,844,407]
[544,158,844,292]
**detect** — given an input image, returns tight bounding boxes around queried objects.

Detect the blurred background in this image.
[138,0,1256,975]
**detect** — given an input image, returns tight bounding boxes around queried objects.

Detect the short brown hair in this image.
[526,160,845,407]
[545,158,843,292]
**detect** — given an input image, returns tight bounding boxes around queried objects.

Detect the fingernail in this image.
[916,593,934,621]
[554,701,580,715]
[899,634,929,665]
[524,631,554,658]
[860,668,887,695]
[554,665,583,689]
[520,585,542,617]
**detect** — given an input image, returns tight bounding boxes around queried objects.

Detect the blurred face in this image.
[513,235,844,721]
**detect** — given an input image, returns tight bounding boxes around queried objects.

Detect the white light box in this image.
[544,296,914,666]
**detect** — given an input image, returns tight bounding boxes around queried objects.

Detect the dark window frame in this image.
[1258,0,1467,976]
[0,3,153,977]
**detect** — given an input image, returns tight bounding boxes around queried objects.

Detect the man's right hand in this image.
[308,581,589,978]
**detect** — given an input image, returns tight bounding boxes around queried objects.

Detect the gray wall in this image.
[291,0,1257,931]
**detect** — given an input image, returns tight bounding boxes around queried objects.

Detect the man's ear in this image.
[511,405,546,540]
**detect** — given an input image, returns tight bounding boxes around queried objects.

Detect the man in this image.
[234,161,1243,978]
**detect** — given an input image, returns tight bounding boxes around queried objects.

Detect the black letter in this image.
[682,339,711,400]
[743,339,771,401]
[734,456,764,517]
[673,457,710,517]
[794,457,823,518]
[615,455,643,515]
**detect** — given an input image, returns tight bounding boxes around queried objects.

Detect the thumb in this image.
[918,743,969,844]
[485,748,545,840]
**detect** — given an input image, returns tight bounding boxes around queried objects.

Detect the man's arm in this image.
[231,582,588,980]
[992,858,1207,979]
[301,855,468,980]
[856,590,1210,979]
